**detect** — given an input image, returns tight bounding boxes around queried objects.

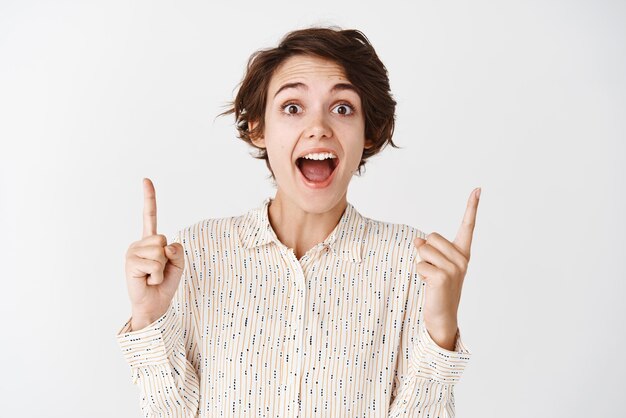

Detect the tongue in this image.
[299,159,334,182]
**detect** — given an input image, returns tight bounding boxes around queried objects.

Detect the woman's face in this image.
[250,54,372,213]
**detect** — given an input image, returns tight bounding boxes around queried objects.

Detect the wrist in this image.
[424,316,458,351]
[130,310,163,331]
[130,316,154,332]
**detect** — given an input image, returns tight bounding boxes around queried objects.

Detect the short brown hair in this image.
[218,26,400,180]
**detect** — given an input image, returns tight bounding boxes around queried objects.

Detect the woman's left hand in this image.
[413,187,481,350]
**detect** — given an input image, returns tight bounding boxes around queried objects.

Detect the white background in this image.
[1,0,624,417]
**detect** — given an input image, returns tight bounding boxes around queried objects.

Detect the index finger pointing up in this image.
[453,187,481,258]
[142,178,157,238]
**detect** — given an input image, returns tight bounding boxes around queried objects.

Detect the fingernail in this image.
[167,245,176,254]
[476,187,481,199]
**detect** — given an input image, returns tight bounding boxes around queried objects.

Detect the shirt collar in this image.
[237,197,368,263]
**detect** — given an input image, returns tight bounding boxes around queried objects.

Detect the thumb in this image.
[164,243,185,269]
[413,237,426,248]
[412,237,428,282]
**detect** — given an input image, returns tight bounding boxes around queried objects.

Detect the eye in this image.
[332,102,355,116]
[281,102,302,116]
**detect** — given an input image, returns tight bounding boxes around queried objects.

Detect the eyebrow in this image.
[272,82,358,99]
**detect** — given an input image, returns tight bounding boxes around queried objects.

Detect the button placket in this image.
[282,247,307,417]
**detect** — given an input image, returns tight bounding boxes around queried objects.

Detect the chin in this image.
[296,188,348,215]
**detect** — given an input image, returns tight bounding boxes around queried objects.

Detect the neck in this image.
[268,189,347,259]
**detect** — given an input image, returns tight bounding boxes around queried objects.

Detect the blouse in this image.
[116,197,472,417]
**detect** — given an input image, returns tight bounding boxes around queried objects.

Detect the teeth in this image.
[301,152,337,160]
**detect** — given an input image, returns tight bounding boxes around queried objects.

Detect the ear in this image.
[364,139,374,150]
[248,120,265,148]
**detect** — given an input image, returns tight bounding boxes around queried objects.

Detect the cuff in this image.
[116,306,180,374]
[409,323,472,385]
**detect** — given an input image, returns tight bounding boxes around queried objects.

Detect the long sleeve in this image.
[387,245,472,417]
[116,231,201,418]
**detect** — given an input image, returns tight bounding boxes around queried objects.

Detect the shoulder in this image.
[170,213,244,256]
[359,212,427,263]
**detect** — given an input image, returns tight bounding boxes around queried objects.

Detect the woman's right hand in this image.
[124,178,185,331]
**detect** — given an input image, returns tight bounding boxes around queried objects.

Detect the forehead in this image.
[269,55,350,92]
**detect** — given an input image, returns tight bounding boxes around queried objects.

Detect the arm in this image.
[116,231,201,418]
[387,249,472,417]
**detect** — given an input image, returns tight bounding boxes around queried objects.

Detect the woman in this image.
[117,26,480,417]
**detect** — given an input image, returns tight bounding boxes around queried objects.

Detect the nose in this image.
[304,108,333,140]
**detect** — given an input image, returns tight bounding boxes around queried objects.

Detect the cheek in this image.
[264,138,293,173]
[344,138,366,170]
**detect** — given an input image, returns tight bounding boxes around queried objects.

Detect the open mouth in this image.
[296,156,339,186]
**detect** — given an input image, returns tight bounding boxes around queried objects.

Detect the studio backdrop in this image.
[1,0,624,417]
